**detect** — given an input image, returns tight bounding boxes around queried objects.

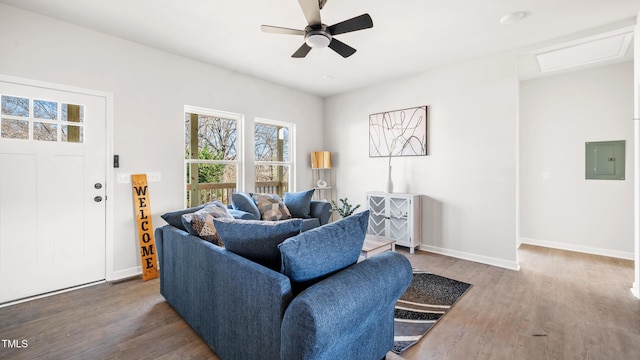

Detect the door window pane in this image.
[1,95,29,117]
[1,118,28,139]
[62,103,84,123]
[34,100,57,120]
[62,125,83,143]
[34,122,57,141]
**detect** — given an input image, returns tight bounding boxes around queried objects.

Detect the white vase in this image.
[385,165,394,193]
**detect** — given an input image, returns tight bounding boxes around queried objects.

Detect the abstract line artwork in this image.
[369,106,428,157]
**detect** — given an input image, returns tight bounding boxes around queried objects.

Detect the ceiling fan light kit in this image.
[261,0,373,58]
[305,26,332,48]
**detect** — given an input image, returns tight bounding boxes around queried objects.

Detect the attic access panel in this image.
[585,140,625,180]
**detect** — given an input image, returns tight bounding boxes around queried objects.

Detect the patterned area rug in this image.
[393,270,472,353]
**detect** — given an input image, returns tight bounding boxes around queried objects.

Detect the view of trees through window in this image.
[254,121,291,197]
[185,111,238,206]
[1,94,84,143]
[184,109,294,206]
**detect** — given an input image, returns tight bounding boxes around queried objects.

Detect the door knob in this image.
[94,196,103,202]
[95,183,103,189]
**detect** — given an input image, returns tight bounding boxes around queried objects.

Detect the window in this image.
[184,106,242,207]
[1,95,84,143]
[254,119,294,197]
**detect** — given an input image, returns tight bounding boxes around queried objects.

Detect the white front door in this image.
[0,79,106,304]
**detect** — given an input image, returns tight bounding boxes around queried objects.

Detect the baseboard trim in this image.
[417,244,520,271]
[631,282,639,299]
[109,266,142,281]
[519,237,634,260]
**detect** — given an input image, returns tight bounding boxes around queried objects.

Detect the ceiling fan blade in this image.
[328,38,357,58]
[328,14,373,35]
[292,43,312,58]
[261,25,305,36]
[298,0,321,25]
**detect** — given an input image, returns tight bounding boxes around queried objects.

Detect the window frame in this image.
[184,105,244,206]
[254,117,296,193]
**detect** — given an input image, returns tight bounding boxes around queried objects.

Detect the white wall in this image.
[519,62,634,259]
[325,53,519,269]
[0,4,324,279]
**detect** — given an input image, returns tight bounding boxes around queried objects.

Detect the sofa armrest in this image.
[281,251,412,360]
[309,200,332,225]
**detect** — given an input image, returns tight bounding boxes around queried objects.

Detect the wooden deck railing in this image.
[186,181,288,207]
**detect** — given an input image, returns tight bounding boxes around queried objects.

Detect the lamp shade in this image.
[311,151,332,169]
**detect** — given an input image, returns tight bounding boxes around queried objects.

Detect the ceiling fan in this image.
[261,0,373,58]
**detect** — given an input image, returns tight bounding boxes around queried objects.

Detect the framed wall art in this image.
[369,105,428,158]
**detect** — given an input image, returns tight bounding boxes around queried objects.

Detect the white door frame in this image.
[633,15,640,299]
[0,74,115,283]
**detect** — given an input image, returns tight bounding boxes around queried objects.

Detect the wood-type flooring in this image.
[1,244,638,359]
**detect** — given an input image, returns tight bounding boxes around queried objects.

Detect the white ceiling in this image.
[2,0,640,97]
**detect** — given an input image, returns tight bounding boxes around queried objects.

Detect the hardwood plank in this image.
[1,244,639,359]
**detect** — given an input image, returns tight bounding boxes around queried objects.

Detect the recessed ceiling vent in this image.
[535,29,633,73]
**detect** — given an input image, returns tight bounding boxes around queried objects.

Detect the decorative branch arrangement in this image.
[331,198,361,218]
[369,106,428,158]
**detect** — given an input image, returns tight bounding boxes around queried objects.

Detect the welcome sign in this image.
[132,174,158,281]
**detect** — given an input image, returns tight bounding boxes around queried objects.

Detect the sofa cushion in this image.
[231,192,261,220]
[161,203,207,231]
[228,208,258,220]
[252,193,292,221]
[213,218,303,271]
[278,210,369,283]
[283,189,315,219]
[181,201,233,246]
[300,218,320,232]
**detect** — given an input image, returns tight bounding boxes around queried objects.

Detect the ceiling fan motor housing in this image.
[305,24,332,48]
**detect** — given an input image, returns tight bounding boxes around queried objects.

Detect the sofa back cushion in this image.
[214,218,303,271]
[231,192,261,220]
[161,203,208,231]
[283,189,315,219]
[278,211,369,285]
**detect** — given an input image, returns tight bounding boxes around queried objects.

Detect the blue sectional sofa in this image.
[228,199,332,231]
[156,211,412,360]
[226,191,332,231]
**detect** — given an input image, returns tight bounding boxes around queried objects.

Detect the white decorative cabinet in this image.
[366,192,421,254]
